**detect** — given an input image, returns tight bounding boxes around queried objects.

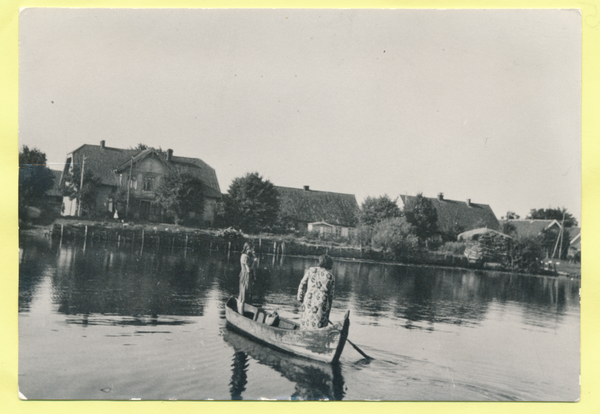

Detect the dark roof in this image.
[400,194,500,232]
[499,219,561,238]
[65,144,221,199]
[566,226,580,240]
[276,186,359,227]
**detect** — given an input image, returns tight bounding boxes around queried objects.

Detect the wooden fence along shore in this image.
[49,222,474,269]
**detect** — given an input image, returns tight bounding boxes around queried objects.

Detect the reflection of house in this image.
[399,193,500,236]
[60,141,221,224]
[276,186,359,237]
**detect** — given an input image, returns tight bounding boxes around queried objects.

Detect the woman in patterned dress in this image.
[297,255,335,329]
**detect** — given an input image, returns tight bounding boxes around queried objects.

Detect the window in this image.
[130,176,137,189]
[143,176,155,191]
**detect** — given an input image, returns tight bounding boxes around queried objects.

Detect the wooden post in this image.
[185,235,188,250]
[141,230,145,255]
[83,225,88,252]
[126,156,133,219]
[77,156,86,217]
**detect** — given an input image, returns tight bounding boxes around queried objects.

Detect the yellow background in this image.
[2,1,597,413]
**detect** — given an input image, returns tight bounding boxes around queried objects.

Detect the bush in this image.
[439,241,467,255]
[371,217,419,260]
[506,236,544,274]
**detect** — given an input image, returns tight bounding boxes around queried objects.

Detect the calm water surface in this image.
[18,236,580,401]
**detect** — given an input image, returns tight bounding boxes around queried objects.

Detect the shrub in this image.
[439,241,467,255]
[371,217,419,260]
[506,236,544,274]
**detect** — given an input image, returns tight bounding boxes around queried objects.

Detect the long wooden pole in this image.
[126,156,133,218]
[77,156,85,217]
[559,212,566,259]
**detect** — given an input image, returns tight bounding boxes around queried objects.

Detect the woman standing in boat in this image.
[297,254,335,329]
[238,242,255,313]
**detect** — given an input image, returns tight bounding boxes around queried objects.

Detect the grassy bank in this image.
[20,218,580,278]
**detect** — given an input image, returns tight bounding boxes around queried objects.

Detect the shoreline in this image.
[19,219,581,279]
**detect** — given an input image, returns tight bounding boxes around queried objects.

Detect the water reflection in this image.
[223,329,345,400]
[18,235,580,401]
[19,236,580,331]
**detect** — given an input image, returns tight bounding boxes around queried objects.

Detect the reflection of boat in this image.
[225,297,350,364]
[224,329,345,400]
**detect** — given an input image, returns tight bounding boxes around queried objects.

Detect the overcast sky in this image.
[19,8,581,223]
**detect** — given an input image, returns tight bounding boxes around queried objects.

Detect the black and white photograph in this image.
[18,8,581,401]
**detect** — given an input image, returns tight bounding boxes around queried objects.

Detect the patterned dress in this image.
[297,266,335,329]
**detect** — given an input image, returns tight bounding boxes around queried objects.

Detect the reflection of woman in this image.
[297,255,335,329]
[238,243,254,313]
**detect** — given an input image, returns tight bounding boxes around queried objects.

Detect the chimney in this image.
[100,140,105,149]
[304,185,310,191]
[437,192,444,201]
[167,149,173,161]
[466,199,471,207]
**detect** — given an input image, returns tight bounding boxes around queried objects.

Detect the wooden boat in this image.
[225,297,350,364]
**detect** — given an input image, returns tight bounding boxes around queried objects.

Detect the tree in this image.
[506,236,544,274]
[60,163,102,217]
[502,211,520,220]
[526,207,578,227]
[224,172,279,233]
[403,193,438,245]
[19,146,55,218]
[19,146,47,166]
[358,195,402,225]
[501,221,517,237]
[153,170,205,225]
[371,217,419,260]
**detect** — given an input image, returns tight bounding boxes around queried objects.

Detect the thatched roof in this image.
[276,186,359,227]
[499,219,561,238]
[63,143,221,199]
[400,194,500,233]
[457,228,511,241]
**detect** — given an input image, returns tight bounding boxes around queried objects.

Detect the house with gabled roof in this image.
[275,185,359,237]
[567,227,581,261]
[499,219,562,239]
[499,219,577,258]
[60,140,221,224]
[399,193,500,238]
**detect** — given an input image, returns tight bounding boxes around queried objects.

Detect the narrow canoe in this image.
[224,297,350,364]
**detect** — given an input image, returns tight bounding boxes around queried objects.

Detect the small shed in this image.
[308,221,337,236]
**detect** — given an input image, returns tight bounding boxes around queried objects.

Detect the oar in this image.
[346,338,374,361]
[328,319,374,361]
